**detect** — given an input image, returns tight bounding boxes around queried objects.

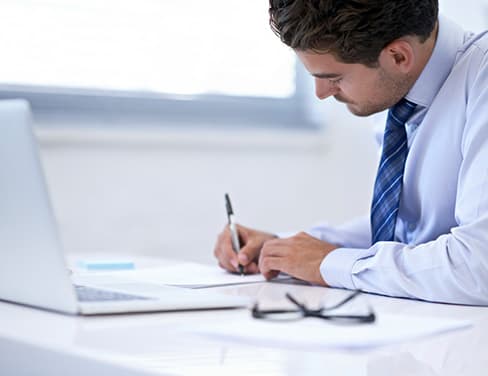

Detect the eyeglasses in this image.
[252,290,375,324]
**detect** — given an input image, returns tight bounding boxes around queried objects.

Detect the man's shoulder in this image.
[450,29,488,93]
[457,30,488,63]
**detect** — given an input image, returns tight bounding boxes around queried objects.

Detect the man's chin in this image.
[346,103,370,117]
[345,103,383,117]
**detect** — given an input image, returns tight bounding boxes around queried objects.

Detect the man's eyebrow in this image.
[311,72,342,79]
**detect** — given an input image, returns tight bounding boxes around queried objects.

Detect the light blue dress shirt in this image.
[313,16,488,305]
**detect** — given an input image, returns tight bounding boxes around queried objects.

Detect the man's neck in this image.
[412,21,439,83]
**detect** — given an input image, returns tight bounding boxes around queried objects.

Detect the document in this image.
[74,262,293,289]
[128,262,293,288]
[189,314,471,351]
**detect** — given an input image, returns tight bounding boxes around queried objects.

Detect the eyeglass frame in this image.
[252,290,376,324]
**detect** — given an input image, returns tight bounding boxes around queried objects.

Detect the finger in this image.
[244,261,259,275]
[259,255,285,280]
[214,229,239,273]
[219,250,238,273]
[260,240,289,258]
[237,242,261,266]
[263,269,280,280]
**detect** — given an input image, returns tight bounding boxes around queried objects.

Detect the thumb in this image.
[237,242,261,266]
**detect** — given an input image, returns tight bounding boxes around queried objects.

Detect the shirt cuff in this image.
[320,247,367,290]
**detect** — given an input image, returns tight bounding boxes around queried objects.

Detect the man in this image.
[214,0,488,305]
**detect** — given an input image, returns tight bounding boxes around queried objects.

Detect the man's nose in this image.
[315,78,338,100]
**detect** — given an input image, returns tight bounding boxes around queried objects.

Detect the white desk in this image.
[1,256,487,376]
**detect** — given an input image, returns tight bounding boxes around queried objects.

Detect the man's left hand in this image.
[258,232,338,286]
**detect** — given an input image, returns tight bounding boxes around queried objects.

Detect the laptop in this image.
[0,99,249,315]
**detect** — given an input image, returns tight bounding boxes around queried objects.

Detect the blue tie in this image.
[371,98,416,244]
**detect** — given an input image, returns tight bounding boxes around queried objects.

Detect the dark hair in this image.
[269,0,439,66]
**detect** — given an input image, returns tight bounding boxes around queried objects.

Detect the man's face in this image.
[296,50,412,117]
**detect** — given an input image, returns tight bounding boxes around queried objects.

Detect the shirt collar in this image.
[405,15,466,108]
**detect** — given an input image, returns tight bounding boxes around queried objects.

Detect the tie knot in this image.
[388,98,416,128]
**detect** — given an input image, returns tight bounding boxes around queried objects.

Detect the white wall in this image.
[37,109,378,264]
[440,0,488,33]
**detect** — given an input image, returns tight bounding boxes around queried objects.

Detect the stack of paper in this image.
[124,263,293,288]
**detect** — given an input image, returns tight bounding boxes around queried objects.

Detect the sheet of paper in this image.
[188,314,471,351]
[76,262,293,288]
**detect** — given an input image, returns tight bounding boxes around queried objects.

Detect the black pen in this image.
[225,193,245,275]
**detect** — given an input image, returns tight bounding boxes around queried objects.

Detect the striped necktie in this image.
[371,98,416,244]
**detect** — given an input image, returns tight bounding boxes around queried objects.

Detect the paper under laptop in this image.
[0,99,250,315]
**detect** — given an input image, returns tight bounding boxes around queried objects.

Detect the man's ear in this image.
[378,39,415,74]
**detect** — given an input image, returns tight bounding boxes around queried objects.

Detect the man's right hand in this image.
[213,224,277,274]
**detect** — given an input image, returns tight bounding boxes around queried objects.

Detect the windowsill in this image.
[35,123,329,153]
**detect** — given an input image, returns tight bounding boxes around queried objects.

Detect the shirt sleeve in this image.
[321,52,488,306]
[304,216,371,248]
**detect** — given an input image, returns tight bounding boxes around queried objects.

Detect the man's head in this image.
[269,0,439,116]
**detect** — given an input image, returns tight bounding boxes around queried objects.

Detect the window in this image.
[0,0,312,128]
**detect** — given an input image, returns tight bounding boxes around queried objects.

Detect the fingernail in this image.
[230,259,238,268]
[238,254,249,264]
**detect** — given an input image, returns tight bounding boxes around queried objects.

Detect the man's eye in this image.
[329,78,342,84]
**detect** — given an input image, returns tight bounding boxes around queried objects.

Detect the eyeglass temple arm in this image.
[285,290,367,313]
[285,293,308,312]
[323,290,362,311]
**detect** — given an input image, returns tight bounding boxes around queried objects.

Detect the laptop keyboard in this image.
[74,285,151,302]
